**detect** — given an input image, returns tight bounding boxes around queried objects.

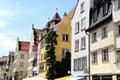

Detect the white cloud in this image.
[0,34,16,56]
[0,21,7,27]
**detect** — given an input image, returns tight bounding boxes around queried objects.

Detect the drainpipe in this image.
[85,31,90,80]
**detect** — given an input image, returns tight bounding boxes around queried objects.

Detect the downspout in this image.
[85,31,90,80]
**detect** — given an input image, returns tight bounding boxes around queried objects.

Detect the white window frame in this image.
[81,17,86,30]
[62,34,69,42]
[81,2,85,13]
[81,37,86,49]
[75,22,79,34]
[62,48,68,57]
[75,39,79,52]
[78,58,82,70]
[74,59,78,71]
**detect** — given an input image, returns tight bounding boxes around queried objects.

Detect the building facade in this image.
[27,25,41,77]
[112,0,120,79]
[87,0,119,80]
[71,0,90,79]
[13,38,30,80]
[39,12,61,77]
[7,51,15,80]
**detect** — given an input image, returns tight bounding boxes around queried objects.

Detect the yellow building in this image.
[87,0,118,80]
[39,9,74,78]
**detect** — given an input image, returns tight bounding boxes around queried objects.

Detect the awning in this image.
[22,75,47,80]
[55,76,71,80]
[68,77,84,80]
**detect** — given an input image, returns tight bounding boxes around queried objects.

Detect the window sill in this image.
[102,60,109,63]
[101,35,108,39]
[75,32,79,34]
[91,40,97,43]
[75,50,79,52]
[81,47,86,50]
[114,62,120,64]
[81,10,84,14]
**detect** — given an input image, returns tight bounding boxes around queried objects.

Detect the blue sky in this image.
[0,0,77,57]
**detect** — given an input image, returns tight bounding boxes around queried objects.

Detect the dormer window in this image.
[103,2,108,16]
[93,9,98,22]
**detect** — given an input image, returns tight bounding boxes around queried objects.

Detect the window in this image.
[102,27,108,38]
[103,2,108,16]
[92,52,97,63]
[118,0,120,10]
[62,34,69,41]
[78,58,82,70]
[20,54,24,59]
[19,71,23,76]
[102,49,109,62]
[117,25,120,36]
[81,17,86,30]
[92,32,97,42]
[75,22,79,34]
[74,59,78,71]
[62,48,68,57]
[93,9,98,22]
[81,2,85,13]
[20,62,24,67]
[75,39,79,52]
[81,37,86,49]
[82,57,87,69]
[116,51,120,63]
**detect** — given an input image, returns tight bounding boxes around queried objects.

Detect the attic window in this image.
[103,2,108,16]
[93,9,98,22]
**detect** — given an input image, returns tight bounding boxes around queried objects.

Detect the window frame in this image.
[20,54,24,59]
[103,2,108,16]
[81,2,85,13]
[81,17,86,31]
[75,22,79,34]
[92,52,98,63]
[116,51,120,63]
[102,26,108,38]
[81,37,86,50]
[75,39,79,52]
[62,34,69,42]
[102,49,109,62]
[74,59,78,71]
[20,62,24,67]
[62,48,68,57]
[92,32,97,42]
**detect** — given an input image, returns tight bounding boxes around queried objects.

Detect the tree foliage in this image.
[44,30,58,80]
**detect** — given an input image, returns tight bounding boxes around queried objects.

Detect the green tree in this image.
[44,30,58,80]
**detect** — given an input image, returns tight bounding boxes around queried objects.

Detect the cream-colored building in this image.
[13,38,30,80]
[87,0,119,80]
[27,25,41,77]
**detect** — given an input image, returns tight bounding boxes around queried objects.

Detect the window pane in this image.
[75,40,79,51]
[75,22,79,33]
[81,18,86,30]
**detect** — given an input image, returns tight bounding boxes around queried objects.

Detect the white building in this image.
[112,0,120,79]
[71,0,90,79]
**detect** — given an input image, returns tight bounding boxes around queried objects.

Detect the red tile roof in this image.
[33,27,42,45]
[19,41,30,51]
